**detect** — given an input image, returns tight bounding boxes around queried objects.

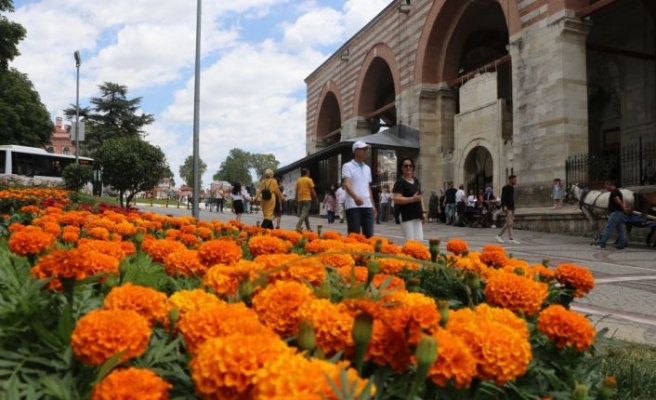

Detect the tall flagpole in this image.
[192,0,202,219]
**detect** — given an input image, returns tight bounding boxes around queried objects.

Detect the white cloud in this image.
[9,0,389,187]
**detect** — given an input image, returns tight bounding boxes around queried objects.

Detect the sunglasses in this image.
[402,164,414,168]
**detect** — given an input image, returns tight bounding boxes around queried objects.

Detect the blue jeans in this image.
[598,211,627,248]
[346,207,374,238]
[445,203,456,224]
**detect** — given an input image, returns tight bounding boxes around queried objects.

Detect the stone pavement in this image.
[140,202,656,346]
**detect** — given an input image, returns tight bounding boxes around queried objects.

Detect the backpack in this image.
[261,182,272,200]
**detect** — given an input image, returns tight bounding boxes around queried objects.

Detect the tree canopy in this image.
[179,155,207,189]
[0,0,26,69]
[95,137,168,208]
[0,68,54,147]
[63,82,154,156]
[213,148,254,186]
[250,153,280,182]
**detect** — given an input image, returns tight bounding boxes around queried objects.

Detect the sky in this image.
[9,0,390,187]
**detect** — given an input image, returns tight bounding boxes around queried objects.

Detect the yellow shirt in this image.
[296,176,315,201]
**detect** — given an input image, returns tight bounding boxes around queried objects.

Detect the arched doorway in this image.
[464,146,493,195]
[316,91,342,146]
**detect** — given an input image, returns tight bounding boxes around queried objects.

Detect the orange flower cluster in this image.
[103,283,169,327]
[166,289,224,325]
[422,328,477,388]
[446,239,469,256]
[248,235,290,256]
[555,263,595,297]
[203,260,260,298]
[178,302,273,354]
[8,225,55,256]
[484,271,548,316]
[190,333,294,400]
[253,354,375,400]
[78,238,135,259]
[297,298,354,356]
[251,280,315,338]
[91,367,172,400]
[377,257,420,274]
[197,239,243,266]
[401,240,430,260]
[31,248,120,289]
[448,305,532,385]
[305,239,346,254]
[254,254,325,285]
[479,245,507,268]
[71,309,151,365]
[141,239,187,264]
[319,252,355,269]
[537,305,595,351]
[164,249,207,277]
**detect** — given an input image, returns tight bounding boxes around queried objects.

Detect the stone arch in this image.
[353,43,400,133]
[457,141,496,192]
[415,0,520,85]
[314,80,343,145]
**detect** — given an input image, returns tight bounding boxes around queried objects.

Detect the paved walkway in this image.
[140,203,656,345]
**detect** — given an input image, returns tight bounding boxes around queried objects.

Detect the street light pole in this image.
[74,50,81,164]
[192,0,202,219]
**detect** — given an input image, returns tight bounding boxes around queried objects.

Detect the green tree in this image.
[0,0,27,69]
[179,155,207,189]
[213,148,253,186]
[250,153,280,181]
[61,163,93,192]
[63,82,154,156]
[0,68,53,147]
[95,137,168,208]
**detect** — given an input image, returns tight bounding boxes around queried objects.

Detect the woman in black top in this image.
[392,157,426,242]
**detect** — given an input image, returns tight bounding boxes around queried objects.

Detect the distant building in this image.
[47,117,76,155]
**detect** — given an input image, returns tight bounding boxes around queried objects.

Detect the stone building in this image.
[280,0,655,207]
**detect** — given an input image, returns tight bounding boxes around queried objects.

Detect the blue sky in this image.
[9,0,390,186]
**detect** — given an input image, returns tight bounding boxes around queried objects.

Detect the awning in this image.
[276,124,420,176]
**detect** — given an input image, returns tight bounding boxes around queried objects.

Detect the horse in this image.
[567,183,635,244]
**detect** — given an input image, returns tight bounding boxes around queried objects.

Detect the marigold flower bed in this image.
[0,188,613,399]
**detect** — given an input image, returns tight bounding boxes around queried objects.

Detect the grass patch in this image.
[597,336,656,399]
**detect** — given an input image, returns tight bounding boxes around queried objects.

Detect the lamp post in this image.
[74,50,81,164]
[192,0,202,218]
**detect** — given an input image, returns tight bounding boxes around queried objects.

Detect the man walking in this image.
[443,181,457,225]
[496,174,520,244]
[595,179,628,249]
[342,140,377,238]
[295,168,318,232]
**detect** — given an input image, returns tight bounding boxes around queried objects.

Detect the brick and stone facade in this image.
[48,117,76,155]
[303,0,655,207]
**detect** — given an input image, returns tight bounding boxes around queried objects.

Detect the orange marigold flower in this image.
[479,245,507,268]
[336,265,368,284]
[298,298,354,356]
[203,260,260,298]
[178,302,273,354]
[87,226,111,241]
[61,225,81,243]
[321,231,343,240]
[555,263,595,298]
[190,333,294,400]
[91,367,172,400]
[532,264,556,282]
[71,309,151,366]
[166,289,224,325]
[269,229,303,245]
[7,223,26,233]
[305,239,347,254]
[401,240,430,260]
[252,280,315,338]
[422,328,477,389]
[378,257,420,274]
[537,305,595,351]
[302,231,319,241]
[446,239,469,256]
[8,225,55,256]
[447,305,532,385]
[379,241,402,255]
[41,221,62,236]
[197,239,243,267]
[20,205,41,214]
[103,283,169,327]
[319,252,355,269]
[141,239,187,264]
[253,354,375,400]
[115,221,137,237]
[343,242,375,264]
[484,271,548,316]
[248,235,290,256]
[31,248,120,289]
[164,249,207,277]
[254,254,325,286]
[78,238,132,259]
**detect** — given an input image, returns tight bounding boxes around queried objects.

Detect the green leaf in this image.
[58,303,73,344]
[93,351,125,386]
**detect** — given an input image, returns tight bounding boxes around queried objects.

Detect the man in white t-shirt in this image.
[335,181,346,223]
[342,140,377,238]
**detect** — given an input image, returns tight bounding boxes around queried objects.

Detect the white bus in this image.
[0,145,94,182]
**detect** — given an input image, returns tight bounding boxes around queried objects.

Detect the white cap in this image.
[352,140,370,153]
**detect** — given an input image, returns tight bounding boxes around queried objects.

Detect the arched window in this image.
[63,147,71,155]
[46,147,54,153]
